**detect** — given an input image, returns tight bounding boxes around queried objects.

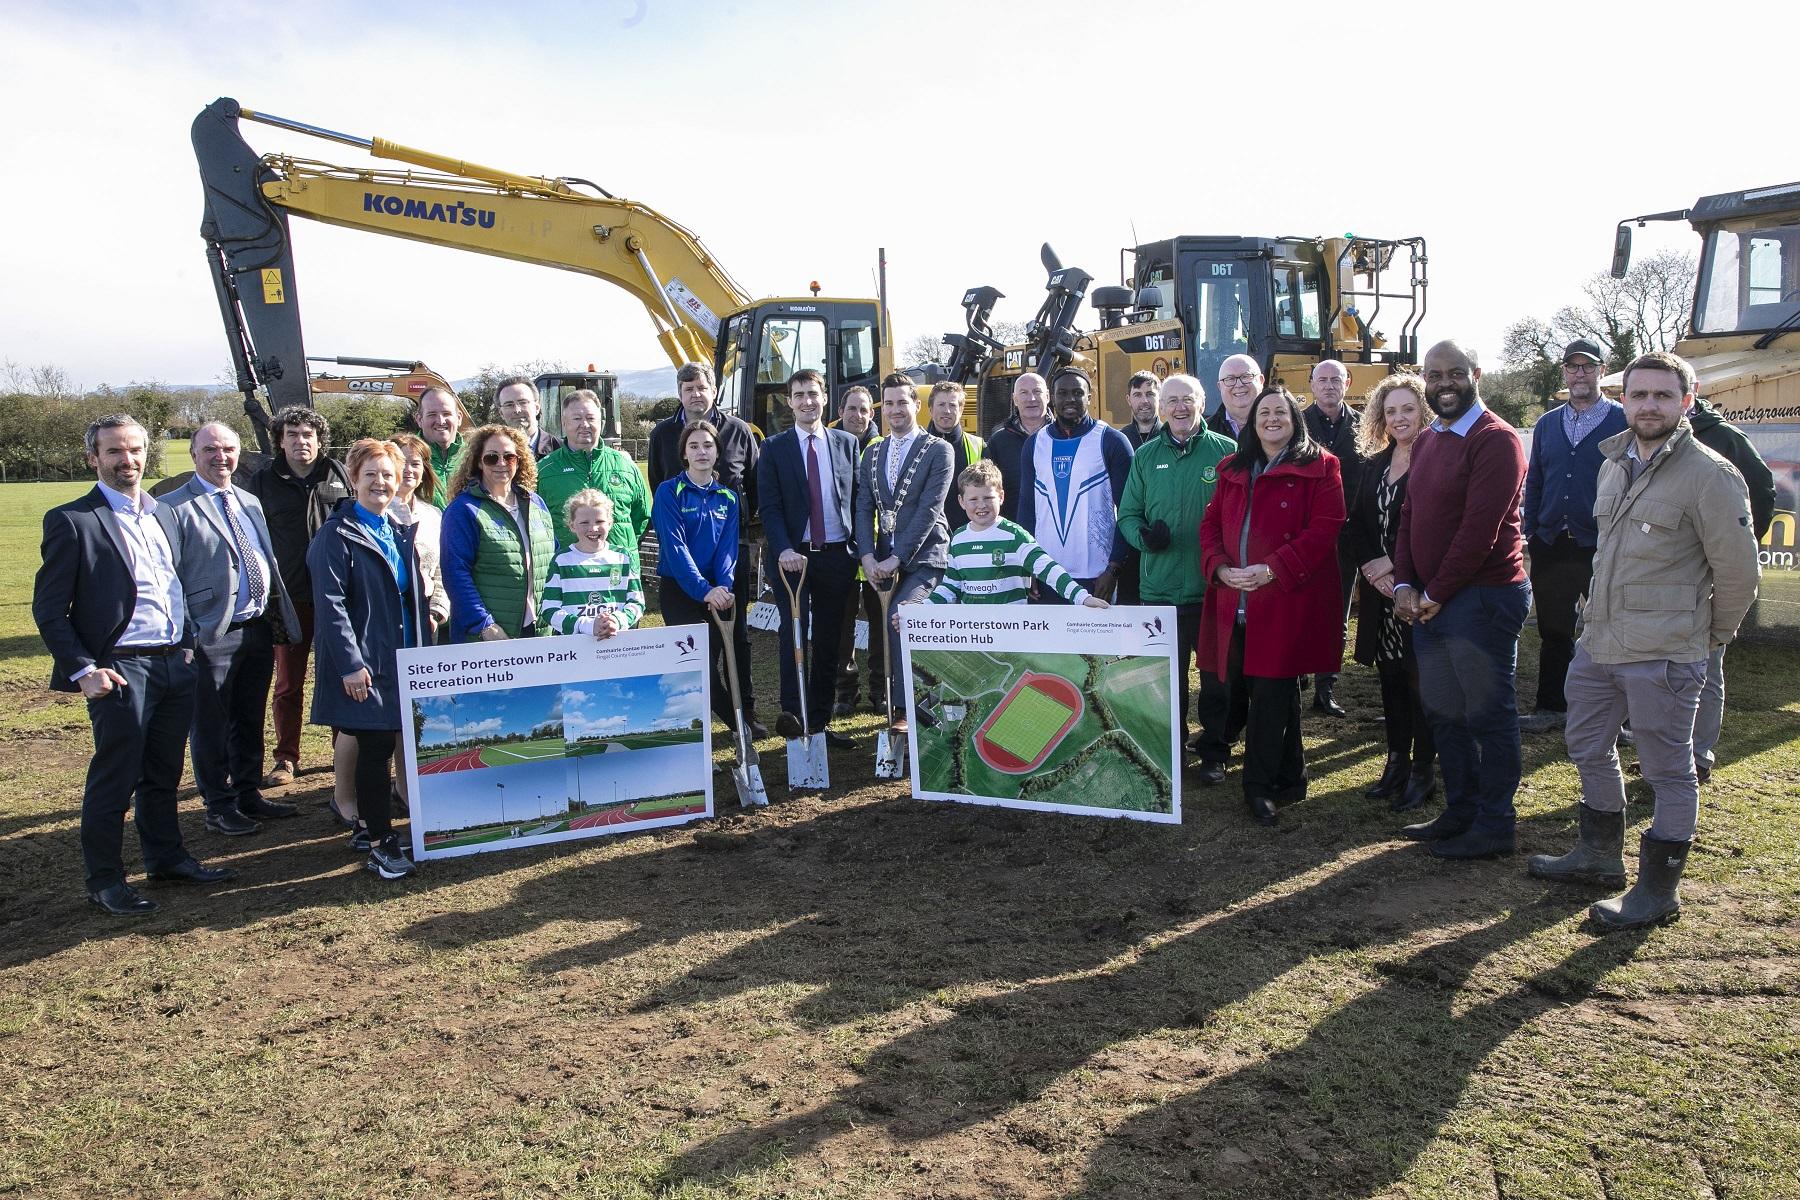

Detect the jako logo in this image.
[363,193,497,229]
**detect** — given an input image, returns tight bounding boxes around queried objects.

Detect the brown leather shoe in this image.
[262,759,296,787]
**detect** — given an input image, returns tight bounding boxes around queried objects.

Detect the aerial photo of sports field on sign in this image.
[908,648,1175,817]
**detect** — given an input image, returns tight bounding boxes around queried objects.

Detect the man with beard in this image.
[829,385,882,716]
[1528,352,1758,931]
[1016,368,1134,601]
[1122,370,1161,450]
[1392,340,1530,860]
[1210,354,1261,439]
[1518,339,1627,734]
[983,373,1049,522]
[1301,359,1365,717]
[925,382,984,532]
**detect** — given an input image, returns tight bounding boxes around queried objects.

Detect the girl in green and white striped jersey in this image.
[926,461,1109,608]
[541,490,645,638]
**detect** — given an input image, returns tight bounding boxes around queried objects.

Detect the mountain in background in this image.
[447,366,676,397]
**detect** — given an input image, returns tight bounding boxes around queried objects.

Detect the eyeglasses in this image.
[1220,373,1258,387]
[1563,361,1600,374]
[481,451,520,466]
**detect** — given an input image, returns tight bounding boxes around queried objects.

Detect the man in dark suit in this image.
[1301,359,1365,717]
[32,415,235,916]
[855,373,953,730]
[758,369,859,746]
[168,423,303,836]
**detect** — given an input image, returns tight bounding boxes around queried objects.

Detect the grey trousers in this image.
[1691,645,1728,770]
[1563,645,1705,841]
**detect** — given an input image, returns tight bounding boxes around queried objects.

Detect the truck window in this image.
[1273,263,1322,341]
[1697,220,1800,334]
[836,318,878,408]
[756,316,827,433]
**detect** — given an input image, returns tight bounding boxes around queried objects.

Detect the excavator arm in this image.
[192,98,752,445]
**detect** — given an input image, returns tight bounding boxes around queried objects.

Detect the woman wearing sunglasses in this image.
[441,423,555,642]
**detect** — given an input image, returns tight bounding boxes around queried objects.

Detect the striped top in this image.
[928,518,1089,605]
[541,545,645,636]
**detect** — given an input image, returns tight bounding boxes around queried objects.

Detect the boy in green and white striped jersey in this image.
[926,461,1110,608]
[541,490,645,639]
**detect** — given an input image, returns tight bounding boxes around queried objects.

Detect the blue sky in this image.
[564,671,704,739]
[417,684,563,749]
[417,743,706,833]
[2,1,1793,389]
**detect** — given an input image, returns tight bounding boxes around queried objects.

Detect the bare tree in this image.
[1,359,78,398]
[901,334,948,368]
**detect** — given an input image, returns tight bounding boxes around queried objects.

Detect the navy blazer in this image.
[307,503,425,733]
[757,425,858,562]
[166,475,301,646]
[33,487,193,692]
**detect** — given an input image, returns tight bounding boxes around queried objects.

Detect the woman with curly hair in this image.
[440,423,555,642]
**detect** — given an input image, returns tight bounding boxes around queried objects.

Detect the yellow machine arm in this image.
[237,104,751,368]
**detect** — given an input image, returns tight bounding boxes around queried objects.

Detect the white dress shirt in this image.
[95,480,185,650]
[795,426,847,544]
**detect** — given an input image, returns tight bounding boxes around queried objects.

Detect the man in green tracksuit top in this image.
[1115,373,1236,771]
[416,387,469,508]
[534,388,651,566]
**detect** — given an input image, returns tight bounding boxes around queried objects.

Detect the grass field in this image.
[569,728,704,755]
[3,475,1799,1199]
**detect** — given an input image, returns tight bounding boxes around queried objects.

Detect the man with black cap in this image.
[1518,338,1627,734]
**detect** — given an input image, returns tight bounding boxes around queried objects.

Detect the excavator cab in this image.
[534,367,622,446]
[713,299,888,435]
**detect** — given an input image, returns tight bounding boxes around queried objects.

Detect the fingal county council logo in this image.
[674,634,698,657]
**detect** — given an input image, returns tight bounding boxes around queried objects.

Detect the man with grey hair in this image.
[1529,351,1759,930]
[1210,354,1262,439]
[167,422,302,836]
[34,415,235,915]
[982,372,1050,522]
[1302,359,1365,717]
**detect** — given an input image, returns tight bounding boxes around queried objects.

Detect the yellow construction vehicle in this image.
[1611,181,1800,568]
[193,98,891,454]
[304,355,453,404]
[974,235,1427,432]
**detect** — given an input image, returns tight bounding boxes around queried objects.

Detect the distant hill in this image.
[446,367,676,398]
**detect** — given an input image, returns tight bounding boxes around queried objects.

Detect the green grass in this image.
[983,680,1075,762]
[2,475,1798,1199]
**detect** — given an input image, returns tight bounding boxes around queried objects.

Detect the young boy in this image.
[926,461,1110,608]
[542,490,645,639]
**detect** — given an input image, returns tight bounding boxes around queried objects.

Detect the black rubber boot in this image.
[1590,834,1690,931]
[1528,803,1626,887]
[1364,752,1408,800]
[1392,762,1439,813]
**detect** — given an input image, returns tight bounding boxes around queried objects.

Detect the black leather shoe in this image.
[1394,768,1439,813]
[205,808,262,836]
[1695,761,1712,785]
[1400,810,1471,842]
[1364,753,1408,800]
[1429,826,1516,859]
[832,701,854,719]
[774,711,805,739]
[89,882,157,916]
[747,717,770,740]
[147,857,238,885]
[1195,761,1226,786]
[1312,692,1348,718]
[239,796,298,819]
[1246,795,1278,826]
[822,729,856,750]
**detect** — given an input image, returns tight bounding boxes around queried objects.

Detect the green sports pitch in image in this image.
[910,649,1175,814]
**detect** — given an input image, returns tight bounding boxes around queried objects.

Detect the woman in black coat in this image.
[309,438,427,879]
[1346,375,1437,811]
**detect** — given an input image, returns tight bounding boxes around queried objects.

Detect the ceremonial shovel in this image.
[777,561,830,790]
[872,576,904,780]
[709,605,768,807]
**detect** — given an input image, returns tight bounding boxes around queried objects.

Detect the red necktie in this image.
[806,435,827,550]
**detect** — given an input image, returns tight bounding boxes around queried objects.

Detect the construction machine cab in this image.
[534,367,622,446]
[714,298,887,436]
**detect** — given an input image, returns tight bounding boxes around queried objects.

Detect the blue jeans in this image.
[1411,582,1529,832]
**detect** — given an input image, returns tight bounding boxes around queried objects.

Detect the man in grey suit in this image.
[33,415,234,915]
[855,372,952,731]
[168,423,303,836]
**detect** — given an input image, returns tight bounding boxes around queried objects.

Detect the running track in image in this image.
[419,747,487,774]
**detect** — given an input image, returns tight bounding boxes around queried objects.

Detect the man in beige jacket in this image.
[1528,352,1760,931]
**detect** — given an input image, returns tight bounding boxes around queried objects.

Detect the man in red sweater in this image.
[1393,340,1530,859]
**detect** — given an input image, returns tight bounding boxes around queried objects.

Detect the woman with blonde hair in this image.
[440,423,555,642]
[1346,374,1437,811]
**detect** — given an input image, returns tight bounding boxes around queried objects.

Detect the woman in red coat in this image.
[1199,385,1346,825]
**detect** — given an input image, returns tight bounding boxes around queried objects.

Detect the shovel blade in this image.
[874,731,903,779]
[785,736,830,790]
[735,763,769,807]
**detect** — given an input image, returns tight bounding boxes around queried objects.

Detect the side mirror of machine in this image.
[1610,224,1633,280]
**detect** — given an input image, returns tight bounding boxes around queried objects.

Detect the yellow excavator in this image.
[1611,181,1800,568]
[193,98,891,455]
[965,235,1427,432]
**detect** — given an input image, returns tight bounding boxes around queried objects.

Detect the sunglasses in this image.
[481,451,520,466]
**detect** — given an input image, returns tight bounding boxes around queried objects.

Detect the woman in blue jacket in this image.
[309,438,426,880]
[651,420,744,730]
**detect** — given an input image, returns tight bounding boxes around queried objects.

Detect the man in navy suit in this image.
[758,369,859,746]
[32,415,235,916]
[167,423,303,837]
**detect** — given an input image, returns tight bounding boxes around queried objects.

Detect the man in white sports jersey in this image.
[1015,368,1135,602]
